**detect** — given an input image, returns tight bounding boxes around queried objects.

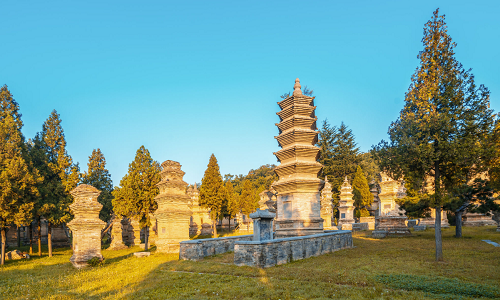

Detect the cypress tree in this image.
[31,110,80,257]
[224,180,239,229]
[0,86,40,265]
[199,154,225,238]
[374,9,495,261]
[82,149,114,222]
[112,146,160,250]
[240,179,258,216]
[352,166,373,217]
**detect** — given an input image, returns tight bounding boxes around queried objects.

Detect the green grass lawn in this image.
[1,226,499,299]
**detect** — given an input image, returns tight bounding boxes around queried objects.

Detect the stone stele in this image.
[272,78,324,238]
[67,184,106,268]
[154,160,192,253]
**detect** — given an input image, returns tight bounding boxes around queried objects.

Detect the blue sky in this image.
[2,1,499,185]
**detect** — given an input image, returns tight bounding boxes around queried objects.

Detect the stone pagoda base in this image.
[372,216,411,238]
[418,217,450,228]
[462,213,496,226]
[275,219,324,238]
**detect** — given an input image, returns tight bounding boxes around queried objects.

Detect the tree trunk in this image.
[29,223,33,255]
[434,159,443,262]
[48,222,52,257]
[1,228,6,266]
[213,221,217,238]
[455,210,463,238]
[435,206,443,261]
[17,226,21,248]
[144,225,149,251]
[37,217,42,257]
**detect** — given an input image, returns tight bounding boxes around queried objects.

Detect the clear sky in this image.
[2,1,499,186]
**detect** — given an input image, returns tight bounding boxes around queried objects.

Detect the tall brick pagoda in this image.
[154,160,192,253]
[272,78,324,238]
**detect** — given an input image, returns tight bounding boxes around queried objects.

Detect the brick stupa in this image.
[154,160,192,253]
[272,78,324,238]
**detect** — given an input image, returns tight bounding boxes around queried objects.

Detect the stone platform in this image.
[234,230,352,268]
[179,235,253,261]
[372,216,411,238]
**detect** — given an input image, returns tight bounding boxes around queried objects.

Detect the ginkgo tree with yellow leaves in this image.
[374,9,496,261]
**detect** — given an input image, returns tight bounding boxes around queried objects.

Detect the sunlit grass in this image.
[1,226,498,299]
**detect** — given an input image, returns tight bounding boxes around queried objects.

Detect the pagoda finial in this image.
[293,78,302,96]
[193,183,198,191]
[325,176,329,183]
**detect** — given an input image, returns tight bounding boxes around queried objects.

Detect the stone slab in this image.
[133,252,151,258]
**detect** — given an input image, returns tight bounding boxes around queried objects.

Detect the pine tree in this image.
[82,149,114,222]
[352,166,373,217]
[31,110,80,257]
[374,9,495,261]
[0,86,40,265]
[112,146,160,249]
[199,154,225,238]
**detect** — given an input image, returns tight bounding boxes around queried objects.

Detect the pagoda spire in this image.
[293,78,302,96]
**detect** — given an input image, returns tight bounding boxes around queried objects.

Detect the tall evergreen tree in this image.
[199,154,225,238]
[240,179,258,216]
[224,180,239,229]
[373,9,495,261]
[0,86,40,265]
[318,120,361,201]
[82,149,114,222]
[112,146,160,250]
[31,110,80,257]
[352,166,373,217]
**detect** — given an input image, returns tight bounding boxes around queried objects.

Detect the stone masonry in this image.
[154,160,192,253]
[320,176,334,229]
[250,209,275,241]
[108,215,128,250]
[338,177,355,228]
[234,230,353,268]
[67,184,106,268]
[272,78,324,238]
[188,184,212,236]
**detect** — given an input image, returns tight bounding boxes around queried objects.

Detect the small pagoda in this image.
[337,177,355,228]
[320,176,334,229]
[154,160,192,253]
[272,78,324,238]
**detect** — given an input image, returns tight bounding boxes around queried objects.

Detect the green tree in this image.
[112,146,160,250]
[318,120,361,204]
[224,180,239,229]
[0,86,40,265]
[445,179,499,238]
[199,154,225,238]
[82,149,114,222]
[240,179,258,216]
[352,166,373,217]
[31,110,80,257]
[358,152,380,184]
[373,9,495,261]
